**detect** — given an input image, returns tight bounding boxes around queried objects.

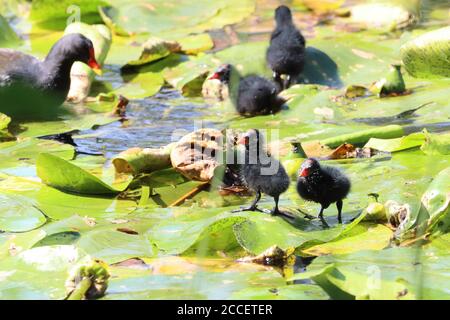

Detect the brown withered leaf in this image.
[327,143,378,159]
[116,227,139,235]
[170,128,224,182]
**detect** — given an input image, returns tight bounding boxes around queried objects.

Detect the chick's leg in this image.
[318,206,330,228]
[336,200,343,224]
[233,191,262,212]
[271,195,281,216]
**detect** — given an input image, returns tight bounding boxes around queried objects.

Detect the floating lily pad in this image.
[308,246,450,299]
[30,0,105,30]
[0,138,74,176]
[15,105,121,139]
[421,130,450,156]
[364,132,425,152]
[0,245,88,299]
[301,224,393,256]
[77,229,155,264]
[0,194,47,232]
[0,175,136,220]
[99,0,255,37]
[37,153,119,195]
[420,167,450,235]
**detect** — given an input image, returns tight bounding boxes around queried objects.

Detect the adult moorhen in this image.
[296,158,351,223]
[233,129,290,215]
[0,33,101,119]
[266,5,306,90]
[208,64,284,116]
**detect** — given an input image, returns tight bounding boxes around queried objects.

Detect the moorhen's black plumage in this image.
[296,158,351,223]
[0,33,101,119]
[208,64,284,116]
[266,5,306,90]
[233,129,290,215]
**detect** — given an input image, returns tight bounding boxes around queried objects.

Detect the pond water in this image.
[74,88,212,158]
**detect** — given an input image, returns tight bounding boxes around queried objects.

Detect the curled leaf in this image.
[112,145,173,175]
[363,202,387,222]
[420,130,450,156]
[320,125,405,148]
[344,85,368,99]
[401,26,450,78]
[422,167,450,235]
[122,37,181,69]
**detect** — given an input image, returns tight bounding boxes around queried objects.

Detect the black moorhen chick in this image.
[296,158,351,223]
[233,129,290,215]
[208,64,284,116]
[266,5,306,90]
[0,33,101,119]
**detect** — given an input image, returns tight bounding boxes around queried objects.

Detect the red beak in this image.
[299,168,309,177]
[88,47,102,75]
[208,72,220,80]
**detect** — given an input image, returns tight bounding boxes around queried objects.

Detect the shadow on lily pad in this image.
[298,47,343,88]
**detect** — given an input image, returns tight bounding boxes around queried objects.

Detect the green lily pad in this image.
[148,209,247,255]
[99,0,255,37]
[308,246,450,299]
[302,224,393,256]
[122,37,181,68]
[0,175,136,220]
[37,153,119,195]
[0,194,47,232]
[420,167,450,235]
[178,33,214,55]
[77,229,155,264]
[30,0,105,30]
[320,125,405,148]
[364,132,425,152]
[104,260,288,300]
[230,284,329,300]
[112,72,164,99]
[0,138,75,176]
[0,245,88,299]
[0,228,47,260]
[421,130,450,155]
[14,104,121,139]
